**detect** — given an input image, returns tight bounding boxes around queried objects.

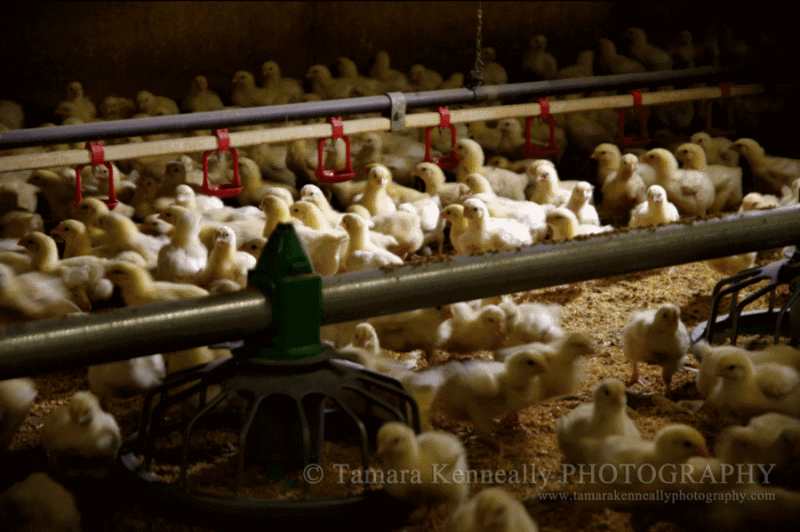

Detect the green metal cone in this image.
[247,223,323,360]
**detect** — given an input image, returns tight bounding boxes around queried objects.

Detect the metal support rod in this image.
[0,84,764,174]
[0,65,754,151]
[2,206,799,379]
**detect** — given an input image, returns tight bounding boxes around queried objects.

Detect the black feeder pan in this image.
[690,247,800,349]
[117,345,421,531]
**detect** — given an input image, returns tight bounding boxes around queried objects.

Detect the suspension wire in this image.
[467,2,484,90]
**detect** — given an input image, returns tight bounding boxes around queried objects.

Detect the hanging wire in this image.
[466,2,484,90]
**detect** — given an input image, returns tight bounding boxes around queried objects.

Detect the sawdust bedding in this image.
[4,243,797,532]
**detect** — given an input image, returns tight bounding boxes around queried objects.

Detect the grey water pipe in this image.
[2,205,799,380]
[0,65,752,151]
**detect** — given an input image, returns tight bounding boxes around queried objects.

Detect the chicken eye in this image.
[727,364,736,371]
[683,441,692,448]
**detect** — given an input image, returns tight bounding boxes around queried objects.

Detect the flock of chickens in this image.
[1,20,800,532]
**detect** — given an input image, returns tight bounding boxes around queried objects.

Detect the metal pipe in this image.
[0,65,752,150]
[2,206,799,379]
[0,84,764,174]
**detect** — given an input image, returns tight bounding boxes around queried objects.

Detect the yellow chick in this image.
[556,378,640,464]
[454,139,527,200]
[628,184,680,228]
[374,421,468,511]
[336,56,385,96]
[598,38,646,74]
[624,27,674,71]
[0,378,37,450]
[340,213,403,272]
[499,300,564,347]
[196,225,256,289]
[0,472,82,532]
[41,390,122,469]
[600,152,648,223]
[261,60,304,102]
[97,212,165,268]
[690,131,739,168]
[17,231,113,310]
[522,34,558,80]
[0,265,82,322]
[706,352,800,423]
[460,197,533,253]
[622,303,689,388]
[88,354,166,400]
[0,99,24,129]
[369,50,413,92]
[409,64,443,92]
[732,138,800,194]
[674,142,743,213]
[439,203,469,255]
[462,173,547,241]
[104,260,209,306]
[642,148,715,216]
[564,181,599,225]
[305,64,355,100]
[353,165,397,216]
[231,70,281,107]
[412,162,464,207]
[593,424,710,485]
[556,49,595,79]
[500,332,594,401]
[236,156,299,208]
[545,207,612,242]
[435,303,509,353]
[447,487,539,532]
[479,46,509,85]
[433,349,549,438]
[182,75,225,113]
[155,209,208,283]
[136,90,179,116]
[99,95,136,120]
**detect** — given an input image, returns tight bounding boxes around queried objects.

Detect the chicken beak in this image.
[696,444,710,458]
[590,152,600,160]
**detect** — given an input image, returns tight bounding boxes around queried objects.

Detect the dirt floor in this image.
[4,244,798,532]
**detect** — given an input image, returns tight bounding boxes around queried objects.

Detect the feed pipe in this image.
[0,65,754,152]
[2,205,799,379]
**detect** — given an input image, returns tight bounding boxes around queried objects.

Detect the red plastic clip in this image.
[615,90,650,149]
[315,117,355,183]
[422,107,459,170]
[704,83,736,137]
[202,129,242,198]
[74,142,118,210]
[521,98,560,159]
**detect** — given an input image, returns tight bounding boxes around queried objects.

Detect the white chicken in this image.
[88,354,166,400]
[0,378,37,450]
[674,142,742,213]
[432,349,549,438]
[261,60,305,102]
[155,209,208,283]
[374,421,467,512]
[628,184,680,228]
[196,225,257,289]
[622,303,689,388]
[499,299,565,346]
[731,138,800,194]
[522,34,558,79]
[41,390,122,469]
[545,208,613,242]
[690,131,739,168]
[642,148,715,217]
[105,260,209,306]
[446,487,539,532]
[598,38,646,75]
[556,378,640,464]
[435,303,509,353]
[460,197,533,253]
[564,181,600,225]
[454,139,527,201]
[624,27,673,71]
[340,213,403,272]
[0,472,82,532]
[600,152,648,223]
